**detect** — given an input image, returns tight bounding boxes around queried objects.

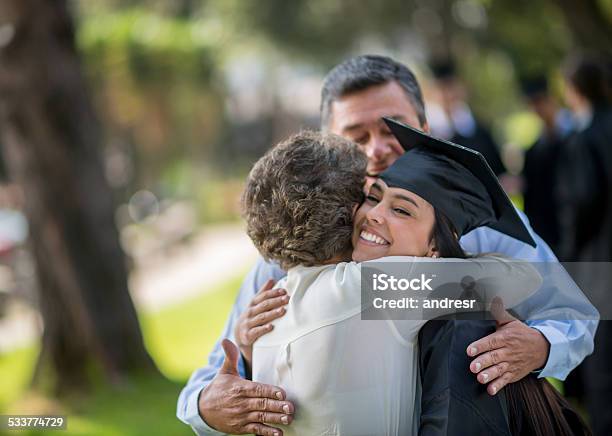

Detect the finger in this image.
[487,371,513,396]
[246,410,294,426]
[251,287,286,307]
[249,306,287,328]
[255,279,276,304]
[476,362,510,384]
[470,348,509,373]
[467,331,506,357]
[244,381,287,401]
[243,423,283,436]
[220,339,240,375]
[247,324,275,343]
[248,397,294,414]
[490,296,517,326]
[250,295,290,318]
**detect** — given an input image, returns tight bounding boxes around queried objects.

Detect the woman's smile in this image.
[351,179,436,262]
[358,228,390,246]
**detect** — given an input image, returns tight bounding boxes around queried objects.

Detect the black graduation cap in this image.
[380,117,536,247]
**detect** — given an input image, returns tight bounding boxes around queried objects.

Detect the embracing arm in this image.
[176,257,288,435]
[460,212,599,393]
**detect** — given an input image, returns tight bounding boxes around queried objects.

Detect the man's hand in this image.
[466,298,550,396]
[234,279,289,369]
[198,339,294,436]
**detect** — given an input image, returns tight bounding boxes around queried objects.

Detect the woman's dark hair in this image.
[506,376,591,436]
[432,209,591,435]
[430,209,468,258]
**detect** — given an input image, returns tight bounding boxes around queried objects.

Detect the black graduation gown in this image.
[418,319,513,435]
[557,106,612,262]
[418,319,592,436]
[522,134,565,255]
[556,105,612,436]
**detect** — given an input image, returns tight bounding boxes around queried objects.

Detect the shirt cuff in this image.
[530,325,569,380]
[184,388,225,436]
[241,353,252,380]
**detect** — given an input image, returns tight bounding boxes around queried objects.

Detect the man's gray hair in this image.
[320,54,427,129]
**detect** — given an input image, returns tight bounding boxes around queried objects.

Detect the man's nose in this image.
[366,136,392,161]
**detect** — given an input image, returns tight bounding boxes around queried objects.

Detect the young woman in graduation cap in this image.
[241,122,589,436]
[353,119,591,436]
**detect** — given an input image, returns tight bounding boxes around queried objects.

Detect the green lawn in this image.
[0,272,244,435]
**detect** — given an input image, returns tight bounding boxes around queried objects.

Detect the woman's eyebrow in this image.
[393,193,419,208]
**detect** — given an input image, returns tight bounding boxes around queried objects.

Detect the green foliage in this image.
[159,160,246,225]
[504,112,542,149]
[194,179,245,225]
[78,8,216,85]
[484,0,571,77]
[209,0,417,67]
[74,7,229,207]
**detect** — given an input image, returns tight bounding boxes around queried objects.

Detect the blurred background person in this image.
[558,54,612,262]
[558,53,612,436]
[426,59,507,178]
[519,75,574,256]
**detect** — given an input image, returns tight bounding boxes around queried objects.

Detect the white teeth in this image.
[360,231,388,245]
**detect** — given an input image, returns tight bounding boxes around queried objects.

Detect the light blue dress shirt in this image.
[177,211,599,435]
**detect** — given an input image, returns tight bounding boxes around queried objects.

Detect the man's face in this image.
[328,81,429,183]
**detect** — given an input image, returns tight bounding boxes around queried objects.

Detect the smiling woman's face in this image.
[351,179,437,262]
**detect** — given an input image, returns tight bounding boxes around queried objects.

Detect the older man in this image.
[178,55,598,436]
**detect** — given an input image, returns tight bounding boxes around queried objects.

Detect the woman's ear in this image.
[427,239,439,258]
[352,203,359,218]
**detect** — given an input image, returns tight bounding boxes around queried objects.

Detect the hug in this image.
[178,55,599,436]
[242,124,589,436]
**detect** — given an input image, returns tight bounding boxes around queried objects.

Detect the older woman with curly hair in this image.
[243,130,367,272]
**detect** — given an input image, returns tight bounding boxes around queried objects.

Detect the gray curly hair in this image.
[242,131,367,270]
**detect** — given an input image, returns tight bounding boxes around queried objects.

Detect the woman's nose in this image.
[365,204,386,225]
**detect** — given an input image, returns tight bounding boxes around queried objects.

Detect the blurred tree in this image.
[552,0,612,54]
[75,6,222,201]
[0,0,158,393]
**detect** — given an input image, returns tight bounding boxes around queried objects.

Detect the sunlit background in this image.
[0,0,611,434]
